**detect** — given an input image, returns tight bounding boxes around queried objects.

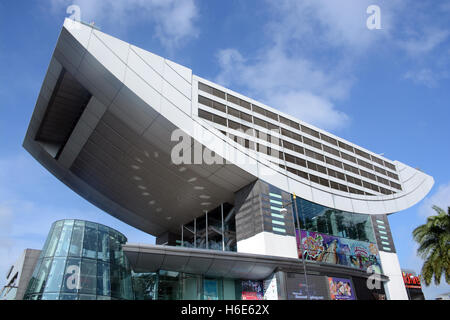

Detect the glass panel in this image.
[97,261,111,297]
[82,226,98,259]
[196,216,207,249]
[62,258,81,294]
[31,257,52,294]
[223,205,236,251]
[329,211,355,239]
[54,220,73,257]
[182,273,201,300]
[352,213,376,243]
[183,221,195,248]
[41,293,59,300]
[97,229,110,261]
[68,220,84,257]
[132,273,158,300]
[44,257,67,293]
[109,232,123,265]
[223,279,237,299]
[158,270,180,300]
[79,259,97,295]
[207,207,223,251]
[59,293,78,300]
[43,221,63,257]
[203,278,222,300]
[110,264,122,299]
[120,266,133,300]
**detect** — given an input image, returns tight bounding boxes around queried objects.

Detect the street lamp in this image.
[280,193,310,300]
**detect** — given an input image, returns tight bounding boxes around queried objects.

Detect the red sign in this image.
[402,272,422,289]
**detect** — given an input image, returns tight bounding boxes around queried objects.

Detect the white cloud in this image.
[398,28,450,56]
[403,68,439,88]
[215,46,352,131]
[419,182,450,218]
[267,0,396,53]
[49,0,199,50]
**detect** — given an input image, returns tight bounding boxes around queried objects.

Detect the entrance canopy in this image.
[122,244,389,281]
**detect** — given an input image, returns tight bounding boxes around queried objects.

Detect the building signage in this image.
[328,277,356,300]
[402,272,422,289]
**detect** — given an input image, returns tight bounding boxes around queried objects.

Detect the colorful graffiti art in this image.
[328,277,356,300]
[296,230,382,272]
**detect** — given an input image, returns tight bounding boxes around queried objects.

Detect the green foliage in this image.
[412,206,450,286]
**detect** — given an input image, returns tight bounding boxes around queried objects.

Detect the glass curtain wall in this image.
[293,198,376,243]
[138,270,237,300]
[292,197,381,273]
[23,219,133,300]
[181,203,236,252]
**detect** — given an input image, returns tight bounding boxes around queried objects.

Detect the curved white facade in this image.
[24,19,433,238]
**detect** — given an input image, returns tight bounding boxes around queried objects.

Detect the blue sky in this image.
[0,0,449,299]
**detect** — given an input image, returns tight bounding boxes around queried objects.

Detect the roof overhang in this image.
[123,243,389,282]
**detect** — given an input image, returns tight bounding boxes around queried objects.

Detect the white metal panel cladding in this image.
[24,19,434,239]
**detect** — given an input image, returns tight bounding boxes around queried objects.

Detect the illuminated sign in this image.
[402,272,422,289]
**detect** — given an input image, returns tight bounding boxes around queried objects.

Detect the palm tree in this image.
[412,206,450,286]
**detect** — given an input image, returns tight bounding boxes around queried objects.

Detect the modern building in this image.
[401,269,425,300]
[1,249,41,300]
[21,19,434,300]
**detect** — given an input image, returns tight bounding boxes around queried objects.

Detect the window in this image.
[300,125,320,139]
[282,140,304,154]
[198,109,213,122]
[343,163,359,175]
[348,187,364,195]
[346,174,362,186]
[355,148,371,160]
[371,155,384,166]
[303,136,322,150]
[386,171,399,180]
[384,161,396,171]
[357,158,374,170]
[307,161,327,174]
[320,133,338,146]
[227,94,251,110]
[389,181,402,190]
[360,169,377,181]
[328,168,346,181]
[374,165,387,176]
[227,106,252,123]
[305,148,325,162]
[376,176,390,186]
[338,141,354,153]
[281,128,302,142]
[252,104,279,121]
[198,82,226,100]
[323,145,340,157]
[325,156,343,169]
[198,95,226,113]
[279,116,300,130]
[341,152,357,163]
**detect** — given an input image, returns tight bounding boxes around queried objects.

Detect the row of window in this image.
[198,93,400,183]
[198,108,401,195]
[198,83,397,174]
